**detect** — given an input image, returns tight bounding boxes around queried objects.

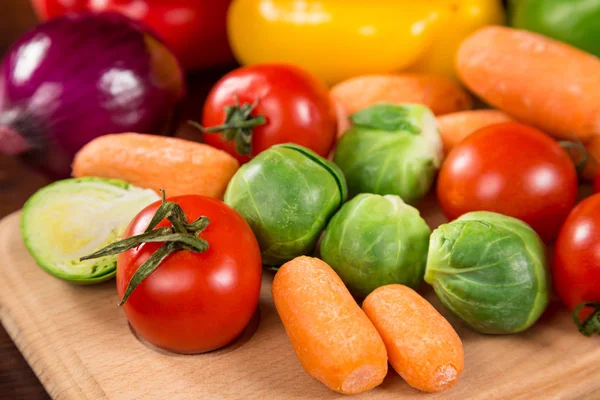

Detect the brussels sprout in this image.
[425,211,551,334]
[224,143,347,267]
[320,194,431,298]
[333,103,443,203]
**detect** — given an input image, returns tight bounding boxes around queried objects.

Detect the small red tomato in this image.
[594,171,600,193]
[553,194,600,318]
[117,195,262,354]
[437,122,578,242]
[200,64,337,164]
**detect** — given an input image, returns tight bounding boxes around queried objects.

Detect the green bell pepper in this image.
[509,0,600,57]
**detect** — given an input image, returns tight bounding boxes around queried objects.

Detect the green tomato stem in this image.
[80,190,210,306]
[559,140,588,176]
[188,96,267,156]
[573,302,600,336]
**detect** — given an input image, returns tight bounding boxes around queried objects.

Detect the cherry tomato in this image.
[553,194,600,312]
[201,64,337,164]
[595,171,600,193]
[30,0,234,70]
[437,122,578,242]
[117,195,262,354]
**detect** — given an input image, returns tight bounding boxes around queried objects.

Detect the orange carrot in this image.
[272,256,388,395]
[456,26,600,142]
[362,285,464,393]
[331,74,473,136]
[72,133,239,198]
[437,110,513,153]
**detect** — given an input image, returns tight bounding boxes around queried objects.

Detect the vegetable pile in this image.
[9,0,600,396]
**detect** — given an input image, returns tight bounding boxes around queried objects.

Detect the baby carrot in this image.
[456,26,600,142]
[363,284,464,393]
[72,133,239,199]
[272,256,388,395]
[331,74,473,124]
[437,110,513,153]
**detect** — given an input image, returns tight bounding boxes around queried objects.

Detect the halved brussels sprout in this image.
[224,143,347,267]
[21,177,160,284]
[320,194,431,298]
[425,211,551,334]
[333,103,443,203]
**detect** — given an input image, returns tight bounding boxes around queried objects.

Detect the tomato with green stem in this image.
[82,194,262,353]
[192,64,337,164]
[437,122,578,242]
[553,193,600,336]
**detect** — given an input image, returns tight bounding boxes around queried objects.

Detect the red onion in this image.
[0,12,185,177]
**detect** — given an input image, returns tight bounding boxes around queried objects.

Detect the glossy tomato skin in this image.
[595,172,600,193]
[202,64,337,164]
[117,195,262,354]
[31,0,233,70]
[437,122,578,242]
[553,194,600,310]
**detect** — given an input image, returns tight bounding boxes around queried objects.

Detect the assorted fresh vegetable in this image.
[334,103,443,202]
[192,64,336,164]
[10,3,600,396]
[320,194,431,298]
[224,144,347,267]
[425,212,551,334]
[437,122,578,242]
[509,0,600,58]
[553,194,600,336]
[272,256,388,395]
[72,133,239,199]
[31,0,234,70]
[0,12,185,178]
[21,177,159,283]
[82,194,262,353]
[363,285,464,393]
[228,0,505,83]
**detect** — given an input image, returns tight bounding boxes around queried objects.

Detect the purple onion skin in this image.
[0,12,185,178]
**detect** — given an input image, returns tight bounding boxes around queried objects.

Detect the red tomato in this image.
[553,194,600,312]
[595,172,600,193]
[201,64,337,164]
[117,195,262,354]
[30,0,233,70]
[437,122,578,242]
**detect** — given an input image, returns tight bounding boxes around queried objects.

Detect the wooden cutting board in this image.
[1,204,599,400]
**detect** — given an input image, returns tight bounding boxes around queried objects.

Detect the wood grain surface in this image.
[1,200,600,400]
[0,1,50,398]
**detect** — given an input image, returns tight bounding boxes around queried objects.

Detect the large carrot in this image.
[331,74,473,136]
[363,285,464,393]
[72,133,239,198]
[272,256,388,395]
[437,110,513,153]
[456,26,600,142]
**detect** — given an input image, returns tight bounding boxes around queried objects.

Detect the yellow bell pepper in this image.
[227,0,505,84]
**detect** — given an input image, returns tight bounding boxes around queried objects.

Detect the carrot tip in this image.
[433,364,458,391]
[341,365,381,394]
